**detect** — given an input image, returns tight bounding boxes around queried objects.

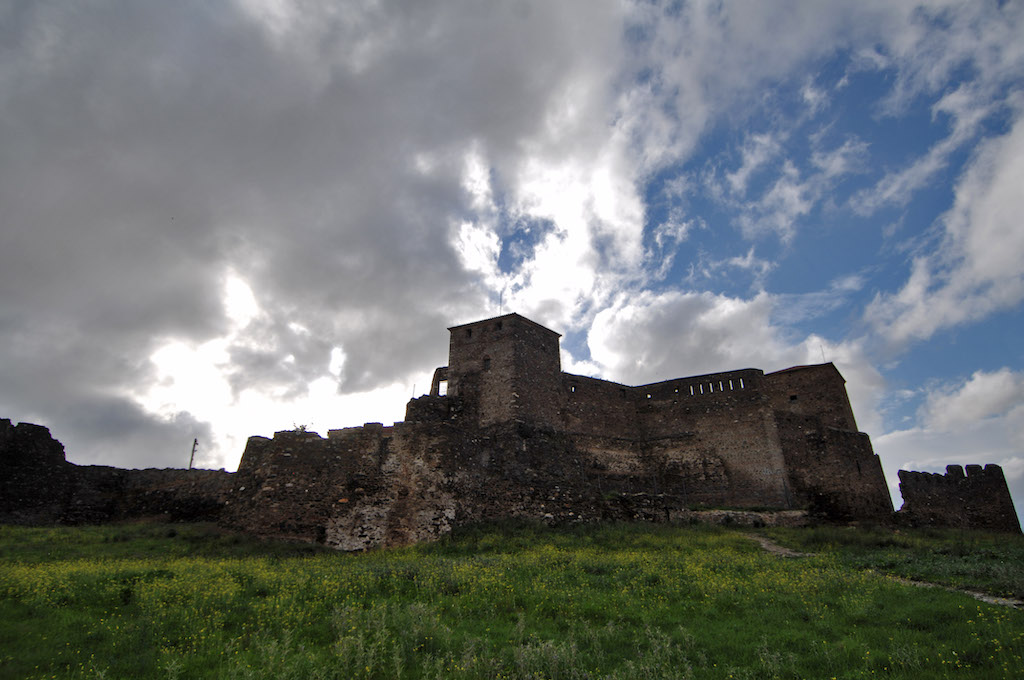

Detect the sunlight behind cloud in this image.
[1,0,1022,520]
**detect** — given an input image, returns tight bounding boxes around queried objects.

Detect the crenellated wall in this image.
[2,314,1019,546]
[897,464,1021,533]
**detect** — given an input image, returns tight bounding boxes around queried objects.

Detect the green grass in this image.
[0,521,1021,679]
[763,525,1024,599]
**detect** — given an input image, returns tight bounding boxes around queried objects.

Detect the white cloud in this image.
[854,84,994,215]
[3,0,1024,478]
[920,368,1024,433]
[867,112,1024,346]
[875,369,1024,519]
[586,288,884,435]
[727,248,775,283]
[801,79,828,115]
[726,133,781,195]
[711,132,868,244]
[811,138,869,179]
[737,161,813,242]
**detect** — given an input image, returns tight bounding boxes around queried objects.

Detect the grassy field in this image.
[762,525,1024,599]
[1,521,1022,679]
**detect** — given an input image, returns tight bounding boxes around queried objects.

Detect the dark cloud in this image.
[3,0,1021,495]
[0,0,623,466]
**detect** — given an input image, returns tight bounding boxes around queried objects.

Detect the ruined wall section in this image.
[405,395,452,423]
[774,413,892,520]
[223,423,461,550]
[897,465,1021,533]
[765,364,859,431]
[1,419,230,524]
[1,419,76,523]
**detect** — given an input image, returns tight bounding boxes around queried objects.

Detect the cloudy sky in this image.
[2,0,1023,518]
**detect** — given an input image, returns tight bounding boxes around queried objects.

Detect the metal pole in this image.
[189,438,198,470]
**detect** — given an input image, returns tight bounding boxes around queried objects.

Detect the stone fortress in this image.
[2,313,1020,546]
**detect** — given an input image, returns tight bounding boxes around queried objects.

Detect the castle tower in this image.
[446,314,562,428]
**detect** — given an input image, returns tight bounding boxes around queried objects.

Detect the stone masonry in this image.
[897,464,1021,533]
[2,313,1020,544]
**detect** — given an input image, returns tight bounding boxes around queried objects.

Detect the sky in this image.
[2,0,1023,521]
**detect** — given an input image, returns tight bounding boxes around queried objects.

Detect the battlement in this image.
[2,314,1019,547]
[897,464,1021,533]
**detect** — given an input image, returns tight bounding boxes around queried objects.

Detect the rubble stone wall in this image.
[3,313,1019,546]
[898,464,1021,533]
[1,418,230,525]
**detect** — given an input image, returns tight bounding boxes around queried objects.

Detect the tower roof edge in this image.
[447,313,562,338]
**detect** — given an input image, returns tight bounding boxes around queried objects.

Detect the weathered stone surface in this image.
[2,313,1019,543]
[0,418,230,525]
[897,464,1021,533]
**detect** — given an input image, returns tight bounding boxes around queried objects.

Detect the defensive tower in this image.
[444,314,562,428]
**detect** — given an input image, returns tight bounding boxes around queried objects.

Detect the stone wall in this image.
[447,315,562,429]
[560,373,638,439]
[1,418,230,525]
[1,419,76,523]
[3,314,1019,546]
[897,464,1021,533]
[774,413,892,520]
[633,370,791,509]
[765,364,859,431]
[221,424,459,549]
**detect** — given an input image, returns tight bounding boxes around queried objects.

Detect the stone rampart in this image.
[2,313,1019,545]
[897,464,1021,533]
[774,413,892,521]
[0,418,230,525]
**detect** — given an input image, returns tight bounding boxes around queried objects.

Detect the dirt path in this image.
[743,533,814,558]
[742,533,1023,609]
[884,575,1024,609]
